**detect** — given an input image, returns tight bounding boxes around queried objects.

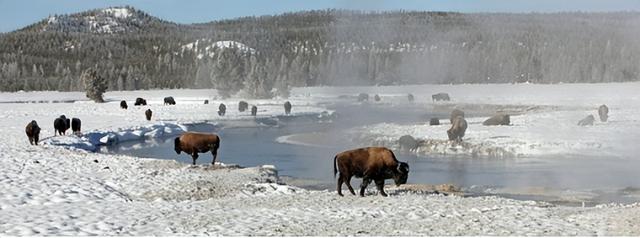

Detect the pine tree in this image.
[82,68,107,103]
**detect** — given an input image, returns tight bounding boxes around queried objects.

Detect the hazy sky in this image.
[1,0,639,32]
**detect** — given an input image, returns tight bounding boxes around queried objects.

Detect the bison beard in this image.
[334,147,409,197]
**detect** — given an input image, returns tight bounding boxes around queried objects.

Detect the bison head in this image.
[174,137,181,154]
[392,162,410,186]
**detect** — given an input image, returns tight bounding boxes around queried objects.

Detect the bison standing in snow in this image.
[447,116,467,142]
[134,98,147,106]
[174,132,221,165]
[334,147,410,197]
[483,114,510,126]
[120,100,128,109]
[218,103,226,116]
[408,94,415,102]
[204,100,209,104]
[251,105,258,116]
[432,93,450,102]
[374,94,381,102]
[145,109,152,121]
[357,93,369,102]
[71,118,81,135]
[598,104,609,122]
[25,120,41,145]
[239,101,249,112]
[429,118,440,126]
[578,115,595,126]
[284,101,292,115]
[54,115,70,135]
[164,96,176,105]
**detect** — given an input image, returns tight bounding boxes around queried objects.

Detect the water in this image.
[100,103,640,203]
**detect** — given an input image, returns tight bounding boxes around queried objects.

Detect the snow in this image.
[180,39,256,59]
[1,85,639,235]
[102,7,132,19]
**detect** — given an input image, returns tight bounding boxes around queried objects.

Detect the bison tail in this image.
[333,155,338,178]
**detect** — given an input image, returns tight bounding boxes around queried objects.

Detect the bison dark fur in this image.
[204,100,209,104]
[483,114,510,126]
[164,96,176,105]
[447,116,467,142]
[238,101,248,112]
[432,93,450,102]
[450,109,465,124]
[54,116,69,136]
[71,118,81,134]
[408,93,414,102]
[357,93,369,102]
[145,109,152,121]
[598,104,609,122]
[134,98,147,106]
[284,101,292,115]
[334,147,409,197]
[374,94,381,102]
[120,100,128,109]
[429,118,440,125]
[25,120,41,145]
[218,103,226,116]
[251,105,257,116]
[174,132,221,165]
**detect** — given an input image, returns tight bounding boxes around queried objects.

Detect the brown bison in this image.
[218,103,226,116]
[134,98,147,106]
[239,101,249,112]
[145,109,152,121]
[54,115,70,135]
[25,120,41,145]
[374,94,381,102]
[447,116,468,142]
[334,147,410,197]
[598,104,609,122]
[357,93,369,102]
[164,96,176,105]
[432,93,450,102]
[398,135,419,151]
[174,132,221,165]
[408,94,415,102]
[71,118,81,135]
[120,100,128,109]
[450,109,465,124]
[251,105,258,116]
[284,101,292,115]
[578,115,595,126]
[204,100,209,104]
[429,118,440,126]
[483,114,510,126]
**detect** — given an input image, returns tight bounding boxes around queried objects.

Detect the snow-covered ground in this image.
[1,85,639,235]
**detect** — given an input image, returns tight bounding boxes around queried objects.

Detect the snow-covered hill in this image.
[179,39,256,59]
[37,6,167,34]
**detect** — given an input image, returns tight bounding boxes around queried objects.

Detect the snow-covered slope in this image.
[38,6,162,34]
[180,39,256,59]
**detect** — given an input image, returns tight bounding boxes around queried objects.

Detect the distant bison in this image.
[54,115,70,136]
[174,132,221,165]
[374,94,381,102]
[251,105,258,116]
[164,96,176,105]
[429,118,440,126]
[134,98,147,106]
[357,93,369,102]
[432,93,450,102]
[447,116,467,142]
[598,104,609,122]
[25,120,41,145]
[334,147,409,197]
[238,101,249,112]
[120,100,128,109]
[284,101,292,115]
[483,114,510,126]
[145,109,152,121]
[71,118,81,135]
[578,115,595,126]
[204,100,209,104]
[398,135,419,151]
[408,94,415,102]
[450,109,465,124]
[218,103,226,116]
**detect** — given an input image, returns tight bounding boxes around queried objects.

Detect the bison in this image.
[238,101,249,112]
[450,109,465,124]
[398,135,419,152]
[429,118,440,126]
[284,101,292,115]
[25,120,41,145]
[71,118,81,135]
[204,100,209,104]
[120,100,128,109]
[134,98,147,106]
[251,105,258,116]
[357,93,369,102]
[164,96,176,105]
[578,115,595,126]
[145,109,152,121]
[408,94,415,102]
[432,93,450,102]
[174,132,221,165]
[54,115,70,135]
[447,116,467,142]
[218,103,226,116]
[483,114,510,126]
[374,94,381,102]
[598,104,609,122]
[334,147,410,197]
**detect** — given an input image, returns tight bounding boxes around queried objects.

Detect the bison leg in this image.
[211,147,218,165]
[375,179,388,197]
[345,176,356,196]
[360,178,372,197]
[191,153,199,165]
[337,176,344,196]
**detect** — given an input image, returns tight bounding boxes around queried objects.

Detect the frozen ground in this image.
[1,86,639,235]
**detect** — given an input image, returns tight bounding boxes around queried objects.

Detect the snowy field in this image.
[1,85,639,235]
